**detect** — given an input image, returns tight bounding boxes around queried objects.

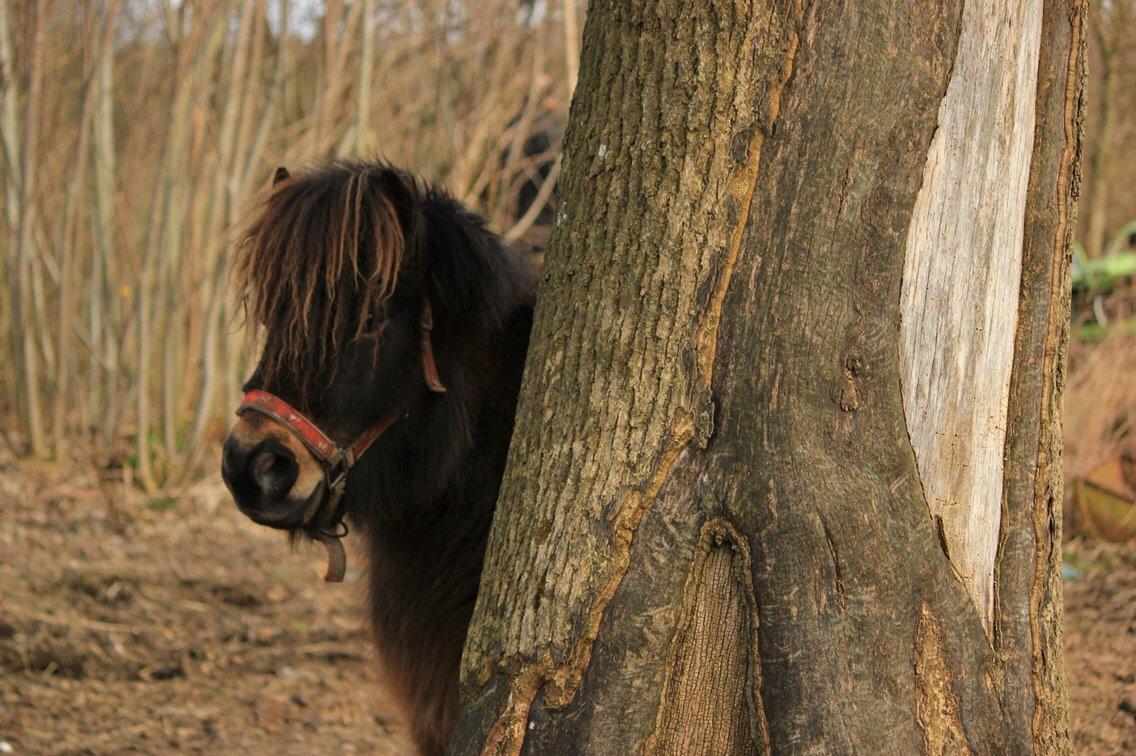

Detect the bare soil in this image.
[0,457,1132,754]
[0,458,407,754]
[1064,540,1136,754]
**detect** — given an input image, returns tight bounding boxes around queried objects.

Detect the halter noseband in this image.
[235,300,446,582]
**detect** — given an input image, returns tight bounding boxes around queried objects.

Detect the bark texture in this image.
[455,1,1082,752]
[995,0,1085,749]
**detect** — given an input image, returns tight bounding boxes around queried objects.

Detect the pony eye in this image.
[365,303,389,330]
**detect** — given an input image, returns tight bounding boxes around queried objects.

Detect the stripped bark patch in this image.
[693,0,802,395]
[900,0,1045,630]
[647,519,768,755]
[478,665,545,756]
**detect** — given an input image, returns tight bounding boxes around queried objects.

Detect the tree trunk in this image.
[1080,1,1134,260]
[455,0,1084,752]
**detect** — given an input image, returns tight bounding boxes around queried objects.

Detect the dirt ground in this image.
[0,458,406,754]
[0,457,1133,754]
[1063,540,1136,754]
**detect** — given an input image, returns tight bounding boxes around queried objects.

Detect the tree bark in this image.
[455,0,1083,752]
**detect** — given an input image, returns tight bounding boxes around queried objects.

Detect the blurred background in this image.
[0,1,1132,753]
[0,0,571,483]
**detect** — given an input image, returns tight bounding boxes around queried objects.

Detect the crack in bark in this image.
[820,518,848,612]
[548,416,696,708]
[477,665,545,756]
[934,514,952,561]
[693,0,802,397]
[479,419,694,755]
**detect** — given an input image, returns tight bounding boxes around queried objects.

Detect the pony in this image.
[220,160,536,754]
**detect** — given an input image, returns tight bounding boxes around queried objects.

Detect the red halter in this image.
[235,300,446,582]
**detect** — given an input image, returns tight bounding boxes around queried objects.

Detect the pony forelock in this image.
[234,161,414,403]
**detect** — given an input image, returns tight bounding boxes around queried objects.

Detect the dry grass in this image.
[0,453,408,753]
[0,456,1131,753]
[1064,334,1136,481]
[0,0,578,485]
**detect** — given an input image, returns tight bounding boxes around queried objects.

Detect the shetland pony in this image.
[221,161,535,754]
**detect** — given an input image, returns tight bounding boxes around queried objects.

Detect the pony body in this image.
[222,161,535,753]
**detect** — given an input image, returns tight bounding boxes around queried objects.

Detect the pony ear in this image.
[272,166,291,186]
[372,168,422,251]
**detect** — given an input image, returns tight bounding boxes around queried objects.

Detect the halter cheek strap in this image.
[237,389,402,583]
[420,299,446,394]
[235,299,447,581]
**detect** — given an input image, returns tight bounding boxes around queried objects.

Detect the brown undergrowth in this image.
[0,464,1130,754]
[1064,334,1136,480]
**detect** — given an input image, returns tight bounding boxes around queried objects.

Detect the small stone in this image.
[147,664,185,681]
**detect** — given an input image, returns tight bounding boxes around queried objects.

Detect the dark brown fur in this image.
[231,161,535,753]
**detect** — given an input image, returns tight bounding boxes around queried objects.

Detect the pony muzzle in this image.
[226,390,407,583]
[221,412,327,524]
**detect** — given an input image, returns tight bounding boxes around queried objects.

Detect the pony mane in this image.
[234,161,416,401]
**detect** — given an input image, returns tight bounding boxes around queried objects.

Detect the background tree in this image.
[0,0,576,481]
[1081,0,1135,259]
[455,0,1083,752]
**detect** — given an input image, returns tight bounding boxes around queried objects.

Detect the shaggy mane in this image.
[234,161,415,402]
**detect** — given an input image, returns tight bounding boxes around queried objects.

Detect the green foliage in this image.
[146,495,177,512]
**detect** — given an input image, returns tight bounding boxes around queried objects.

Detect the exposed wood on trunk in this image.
[900,0,1044,631]
[646,519,766,756]
[914,604,972,754]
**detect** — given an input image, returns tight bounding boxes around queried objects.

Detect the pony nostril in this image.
[221,438,248,486]
[249,447,298,500]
